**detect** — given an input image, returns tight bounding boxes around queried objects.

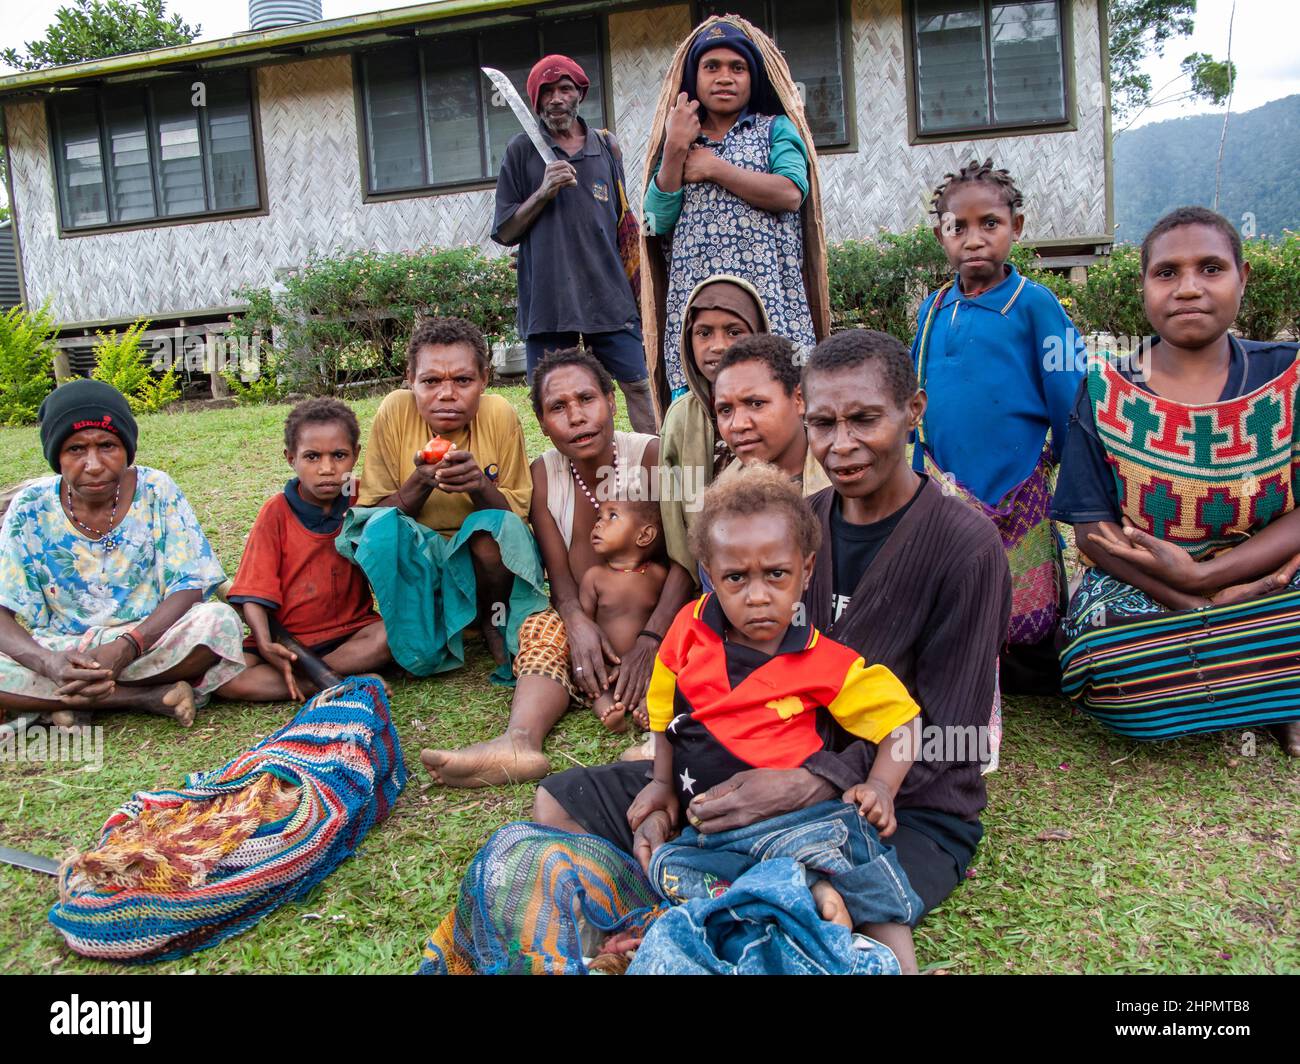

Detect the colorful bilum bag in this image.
[915,282,1064,645]
[48,676,405,963]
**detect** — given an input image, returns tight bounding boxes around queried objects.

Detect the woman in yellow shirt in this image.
[353,317,540,669]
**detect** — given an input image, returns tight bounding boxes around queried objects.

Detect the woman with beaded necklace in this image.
[421,349,694,787]
[0,379,245,728]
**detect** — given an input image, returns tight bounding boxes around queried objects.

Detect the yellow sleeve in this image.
[485,396,533,519]
[357,393,408,507]
[646,654,679,732]
[826,658,920,744]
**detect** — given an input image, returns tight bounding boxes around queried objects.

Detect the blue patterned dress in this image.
[0,466,244,699]
[661,114,815,393]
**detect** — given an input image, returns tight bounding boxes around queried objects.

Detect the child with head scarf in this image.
[659,275,768,576]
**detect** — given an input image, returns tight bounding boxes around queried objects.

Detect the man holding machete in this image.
[491,56,658,434]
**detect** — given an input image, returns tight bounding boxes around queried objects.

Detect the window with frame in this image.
[49,71,260,231]
[910,1,1069,136]
[359,16,607,195]
[695,0,851,148]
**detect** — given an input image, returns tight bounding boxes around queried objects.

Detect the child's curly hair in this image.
[609,494,663,531]
[689,462,820,567]
[930,157,1024,219]
[284,397,360,452]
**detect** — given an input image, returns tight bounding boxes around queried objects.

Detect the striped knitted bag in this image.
[48,676,405,962]
[417,822,665,975]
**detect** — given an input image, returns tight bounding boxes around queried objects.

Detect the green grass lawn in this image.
[0,390,1296,975]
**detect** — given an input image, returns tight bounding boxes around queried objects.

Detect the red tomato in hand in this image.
[421,436,453,465]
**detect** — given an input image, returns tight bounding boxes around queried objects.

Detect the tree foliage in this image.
[0,0,198,71]
[1108,0,1232,125]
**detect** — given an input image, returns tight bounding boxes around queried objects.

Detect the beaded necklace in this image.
[571,437,619,512]
[66,478,121,552]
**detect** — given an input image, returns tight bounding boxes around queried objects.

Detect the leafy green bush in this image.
[827,227,949,340]
[229,245,518,397]
[0,301,58,426]
[91,319,181,413]
[1066,244,1148,339]
[1237,235,1300,342]
[1232,236,1294,338]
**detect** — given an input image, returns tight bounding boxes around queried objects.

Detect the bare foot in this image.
[620,735,655,762]
[145,682,197,727]
[1270,721,1300,757]
[592,693,628,734]
[811,879,852,928]
[420,732,550,788]
[50,709,93,730]
[357,673,393,697]
[481,624,507,666]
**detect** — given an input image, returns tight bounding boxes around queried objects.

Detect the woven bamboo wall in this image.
[5,55,498,325]
[6,0,1107,325]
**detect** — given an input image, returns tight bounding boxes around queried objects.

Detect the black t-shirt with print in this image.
[829,481,924,622]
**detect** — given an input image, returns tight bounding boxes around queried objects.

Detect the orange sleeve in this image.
[228,497,287,608]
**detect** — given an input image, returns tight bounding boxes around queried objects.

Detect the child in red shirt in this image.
[223,399,389,701]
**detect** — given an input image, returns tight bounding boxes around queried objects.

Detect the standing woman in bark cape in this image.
[640,15,830,414]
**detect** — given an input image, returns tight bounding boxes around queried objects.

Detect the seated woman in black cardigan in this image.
[535,329,1011,920]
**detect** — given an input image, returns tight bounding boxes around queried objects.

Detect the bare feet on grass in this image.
[811,879,852,928]
[481,624,507,667]
[47,681,197,728]
[592,692,628,733]
[1269,721,1300,757]
[49,709,92,730]
[420,732,550,788]
[620,735,655,762]
[146,682,197,727]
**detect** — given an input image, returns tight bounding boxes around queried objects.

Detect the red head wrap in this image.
[526,55,590,112]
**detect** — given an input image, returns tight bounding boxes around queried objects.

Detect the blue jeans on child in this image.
[648,799,923,929]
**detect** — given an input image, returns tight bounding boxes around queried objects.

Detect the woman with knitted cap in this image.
[0,379,245,728]
[641,15,830,413]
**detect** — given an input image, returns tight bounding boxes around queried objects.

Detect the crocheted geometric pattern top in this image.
[1087,352,1300,559]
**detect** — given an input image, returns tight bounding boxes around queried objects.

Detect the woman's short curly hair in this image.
[406,317,491,376]
[688,462,821,566]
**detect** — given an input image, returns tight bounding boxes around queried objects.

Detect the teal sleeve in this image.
[768,116,809,202]
[642,156,683,234]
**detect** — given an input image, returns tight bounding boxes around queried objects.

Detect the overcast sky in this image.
[2,0,1295,124]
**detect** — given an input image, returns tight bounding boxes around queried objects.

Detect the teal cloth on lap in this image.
[336,507,548,683]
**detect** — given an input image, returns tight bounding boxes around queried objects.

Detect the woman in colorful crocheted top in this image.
[0,379,245,729]
[1052,207,1300,755]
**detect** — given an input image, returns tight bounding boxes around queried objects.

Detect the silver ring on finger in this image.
[574,666,584,672]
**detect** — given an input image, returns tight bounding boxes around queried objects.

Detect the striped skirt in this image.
[1060,568,1300,740]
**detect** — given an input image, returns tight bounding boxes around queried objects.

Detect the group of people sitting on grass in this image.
[2,13,1298,974]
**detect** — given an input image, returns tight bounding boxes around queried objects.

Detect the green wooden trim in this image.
[1097,0,1115,238]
